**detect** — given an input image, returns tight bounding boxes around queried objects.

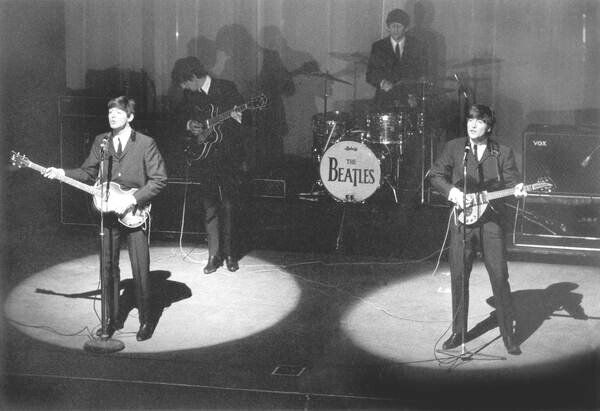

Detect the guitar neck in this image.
[207,103,249,128]
[484,183,537,201]
[26,161,97,196]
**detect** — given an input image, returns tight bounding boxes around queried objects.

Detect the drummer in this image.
[366,8,428,111]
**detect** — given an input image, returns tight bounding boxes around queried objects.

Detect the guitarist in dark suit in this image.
[366,8,427,111]
[43,96,168,341]
[171,56,246,275]
[428,104,527,355]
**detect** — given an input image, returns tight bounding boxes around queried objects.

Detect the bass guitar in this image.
[10,151,150,228]
[457,178,554,225]
[185,93,268,161]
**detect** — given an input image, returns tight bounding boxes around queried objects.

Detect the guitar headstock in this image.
[530,177,555,193]
[248,93,268,110]
[10,151,30,168]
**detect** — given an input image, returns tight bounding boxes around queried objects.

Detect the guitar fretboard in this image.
[484,182,544,201]
[207,103,250,127]
[25,161,98,196]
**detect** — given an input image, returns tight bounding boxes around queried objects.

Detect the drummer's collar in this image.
[390,36,405,51]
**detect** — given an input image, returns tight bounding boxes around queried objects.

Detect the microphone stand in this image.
[460,144,469,357]
[84,137,125,354]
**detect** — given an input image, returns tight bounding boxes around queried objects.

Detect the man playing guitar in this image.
[43,96,167,341]
[171,56,247,275]
[429,104,527,356]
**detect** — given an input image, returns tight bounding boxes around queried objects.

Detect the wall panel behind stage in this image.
[65,0,600,160]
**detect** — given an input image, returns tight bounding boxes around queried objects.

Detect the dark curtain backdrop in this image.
[60,0,599,161]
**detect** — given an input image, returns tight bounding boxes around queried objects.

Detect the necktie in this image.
[395,43,400,60]
[117,138,123,156]
[473,144,478,160]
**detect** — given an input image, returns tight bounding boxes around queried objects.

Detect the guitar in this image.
[185,93,268,161]
[457,178,554,225]
[10,151,150,228]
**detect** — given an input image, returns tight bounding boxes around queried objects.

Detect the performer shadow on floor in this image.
[35,270,192,333]
[465,282,591,345]
[116,270,192,329]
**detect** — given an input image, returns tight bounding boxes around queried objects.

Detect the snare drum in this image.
[366,112,409,145]
[312,111,354,149]
[319,140,381,203]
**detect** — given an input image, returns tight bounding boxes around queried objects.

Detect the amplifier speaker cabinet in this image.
[522,124,600,196]
[514,124,600,251]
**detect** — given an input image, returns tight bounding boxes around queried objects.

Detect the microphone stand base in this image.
[84,337,125,354]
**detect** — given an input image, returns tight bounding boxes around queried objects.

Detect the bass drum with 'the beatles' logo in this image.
[319,140,381,203]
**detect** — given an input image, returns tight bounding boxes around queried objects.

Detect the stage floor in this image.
[3,230,600,410]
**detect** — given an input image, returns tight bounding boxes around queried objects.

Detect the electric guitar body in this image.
[185,93,268,162]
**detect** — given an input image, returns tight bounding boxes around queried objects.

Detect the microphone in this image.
[100,136,109,151]
[580,144,600,167]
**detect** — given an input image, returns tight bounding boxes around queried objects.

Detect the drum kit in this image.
[303,51,499,206]
[306,63,445,205]
[294,52,500,250]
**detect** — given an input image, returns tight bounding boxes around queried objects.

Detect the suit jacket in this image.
[65,130,168,205]
[428,137,521,220]
[366,34,427,109]
[178,78,245,180]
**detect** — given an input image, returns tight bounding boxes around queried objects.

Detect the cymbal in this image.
[306,71,353,85]
[447,57,503,69]
[329,51,369,64]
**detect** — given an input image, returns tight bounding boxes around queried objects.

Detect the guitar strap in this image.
[488,139,501,182]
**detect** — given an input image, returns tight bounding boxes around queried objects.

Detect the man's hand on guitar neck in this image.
[42,167,65,180]
[513,183,527,198]
[230,107,242,124]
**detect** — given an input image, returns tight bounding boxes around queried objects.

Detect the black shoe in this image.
[505,336,521,355]
[225,256,239,272]
[203,256,222,274]
[442,333,464,350]
[136,322,156,341]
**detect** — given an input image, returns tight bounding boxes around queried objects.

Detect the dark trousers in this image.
[102,218,150,325]
[201,179,238,258]
[448,218,515,345]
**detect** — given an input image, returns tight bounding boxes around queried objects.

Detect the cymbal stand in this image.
[321,72,331,117]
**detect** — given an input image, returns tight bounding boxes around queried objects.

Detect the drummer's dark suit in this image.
[366,34,427,109]
[428,137,521,350]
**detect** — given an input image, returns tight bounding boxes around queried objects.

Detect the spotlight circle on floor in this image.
[5,247,302,353]
[341,261,600,371]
